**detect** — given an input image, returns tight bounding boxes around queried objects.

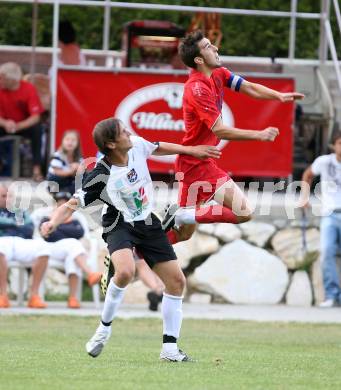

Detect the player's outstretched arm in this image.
[239,80,304,102]
[212,117,279,142]
[153,142,221,160]
[40,197,79,237]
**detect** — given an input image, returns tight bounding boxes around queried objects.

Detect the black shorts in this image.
[102,213,177,269]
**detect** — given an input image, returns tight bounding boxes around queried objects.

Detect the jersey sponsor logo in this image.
[115,82,234,164]
[132,187,149,217]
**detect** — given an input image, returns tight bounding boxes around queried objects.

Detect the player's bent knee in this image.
[167,273,186,295]
[116,269,134,284]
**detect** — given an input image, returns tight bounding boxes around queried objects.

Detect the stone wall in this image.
[180,219,339,307]
[9,216,341,306]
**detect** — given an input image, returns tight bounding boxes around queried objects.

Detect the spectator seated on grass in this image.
[38,191,101,309]
[47,130,84,194]
[0,183,49,308]
[0,62,45,181]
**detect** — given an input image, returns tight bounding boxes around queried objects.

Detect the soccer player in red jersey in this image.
[162,31,304,243]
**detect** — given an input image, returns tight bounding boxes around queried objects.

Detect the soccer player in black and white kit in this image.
[41,117,220,362]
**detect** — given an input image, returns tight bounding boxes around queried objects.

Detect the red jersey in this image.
[0,80,44,122]
[177,67,244,177]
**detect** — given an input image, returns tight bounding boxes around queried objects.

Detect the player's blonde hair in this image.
[0,62,22,81]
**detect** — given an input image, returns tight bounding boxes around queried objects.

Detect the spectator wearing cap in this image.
[47,130,83,194]
[39,191,101,309]
[0,62,44,181]
[0,183,49,308]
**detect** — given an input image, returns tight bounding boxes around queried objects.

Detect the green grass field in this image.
[1,316,341,390]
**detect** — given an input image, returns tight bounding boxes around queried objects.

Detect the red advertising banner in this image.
[56,69,295,177]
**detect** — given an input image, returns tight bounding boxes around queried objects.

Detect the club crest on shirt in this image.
[127,168,138,183]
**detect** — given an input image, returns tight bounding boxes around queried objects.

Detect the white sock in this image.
[161,293,183,350]
[162,342,178,353]
[97,322,111,333]
[174,208,195,226]
[101,280,126,324]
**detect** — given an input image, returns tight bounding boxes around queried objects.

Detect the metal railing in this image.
[324,20,341,91]
[3,0,323,62]
[323,0,341,142]
[332,0,341,38]
[329,0,341,95]
[316,67,335,143]
[1,0,338,151]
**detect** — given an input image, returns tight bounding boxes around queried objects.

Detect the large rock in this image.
[286,271,313,306]
[9,267,69,298]
[213,224,242,243]
[188,293,211,304]
[273,219,289,230]
[197,224,216,236]
[45,268,69,296]
[310,255,341,305]
[89,228,107,250]
[239,221,276,247]
[173,231,219,269]
[123,280,149,304]
[271,228,320,270]
[97,247,109,274]
[198,223,241,243]
[190,239,289,304]
[9,268,28,297]
[89,228,108,272]
[310,258,325,305]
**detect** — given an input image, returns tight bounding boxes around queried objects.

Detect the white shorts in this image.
[0,236,51,264]
[48,238,86,277]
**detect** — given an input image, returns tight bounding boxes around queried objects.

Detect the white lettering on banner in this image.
[131,112,184,131]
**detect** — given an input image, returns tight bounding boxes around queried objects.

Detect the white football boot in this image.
[160,348,193,362]
[86,324,112,358]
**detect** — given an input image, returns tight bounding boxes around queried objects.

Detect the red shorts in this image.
[176,158,230,207]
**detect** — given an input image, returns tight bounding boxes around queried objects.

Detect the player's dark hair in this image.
[331,130,341,144]
[178,30,204,69]
[93,117,121,155]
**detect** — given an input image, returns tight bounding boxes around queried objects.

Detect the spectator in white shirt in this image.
[301,131,341,307]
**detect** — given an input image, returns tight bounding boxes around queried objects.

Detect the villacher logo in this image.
[115,82,234,164]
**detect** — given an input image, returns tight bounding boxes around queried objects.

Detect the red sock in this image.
[167,230,178,244]
[195,205,238,224]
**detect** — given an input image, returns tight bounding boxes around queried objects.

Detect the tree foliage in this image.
[0,0,339,59]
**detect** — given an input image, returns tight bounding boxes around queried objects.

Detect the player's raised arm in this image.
[239,79,304,102]
[40,197,79,237]
[153,142,221,160]
[212,116,279,142]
